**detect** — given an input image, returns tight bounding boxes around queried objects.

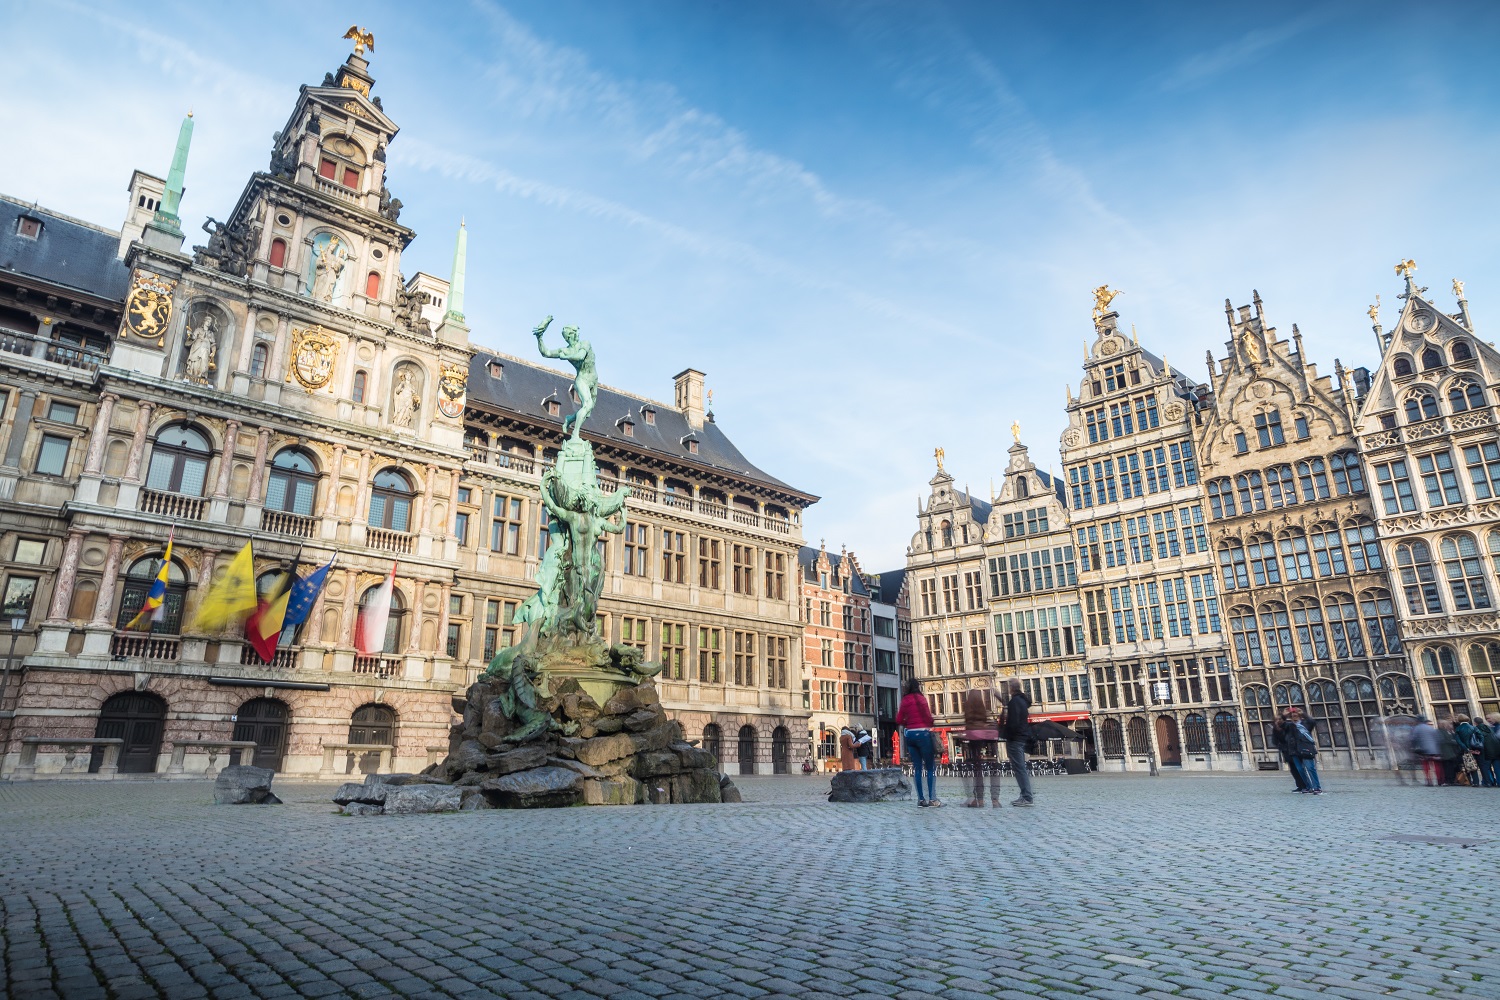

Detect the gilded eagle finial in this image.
[1394,258,1417,279]
[343,25,375,56]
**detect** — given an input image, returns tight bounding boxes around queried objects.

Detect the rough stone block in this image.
[827,767,912,803]
[481,766,584,808]
[365,773,446,787]
[582,777,644,805]
[575,733,637,766]
[444,740,489,778]
[332,782,388,806]
[673,744,716,771]
[213,765,278,805]
[603,683,659,717]
[622,707,662,732]
[459,788,494,810]
[384,784,464,814]
[547,756,601,778]
[628,722,676,754]
[720,779,743,803]
[629,751,681,780]
[342,802,383,816]
[669,769,722,804]
[483,744,550,776]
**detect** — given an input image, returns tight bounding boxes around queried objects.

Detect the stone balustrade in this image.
[10,737,124,779]
[139,488,205,521]
[166,740,257,776]
[318,742,394,777]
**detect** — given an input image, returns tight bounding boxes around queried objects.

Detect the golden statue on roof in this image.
[934,447,945,473]
[1091,285,1122,322]
[1011,421,1021,443]
[1367,295,1380,324]
[1394,259,1417,279]
[343,25,375,56]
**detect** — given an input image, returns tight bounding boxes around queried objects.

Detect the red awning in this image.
[1031,712,1090,723]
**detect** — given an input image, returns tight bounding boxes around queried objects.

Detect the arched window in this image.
[1296,458,1330,501]
[348,703,397,774]
[1452,340,1474,362]
[145,424,211,496]
[1440,534,1491,611]
[1266,464,1297,508]
[1278,530,1312,582]
[116,555,188,634]
[1377,672,1417,714]
[1235,471,1266,512]
[1419,646,1467,720]
[249,342,269,379]
[1324,593,1364,658]
[1396,541,1442,616]
[365,271,381,299]
[1247,535,1280,586]
[1259,602,1295,665]
[1292,599,1328,661]
[940,520,953,547]
[1207,478,1235,519]
[1467,642,1500,718]
[737,724,758,776]
[1393,356,1414,377]
[268,238,287,269]
[1309,522,1346,577]
[1218,540,1248,590]
[1243,685,1274,750]
[1183,713,1210,753]
[1448,381,1481,413]
[1273,682,1305,712]
[702,723,722,763]
[1404,389,1440,422]
[1421,347,1443,370]
[1359,589,1402,655]
[1229,606,1262,667]
[1212,710,1243,752]
[1330,451,1365,495]
[1305,679,1347,748]
[1344,518,1382,571]
[1016,477,1028,499]
[358,585,406,654]
[352,369,368,404]
[1126,716,1150,755]
[369,469,413,531]
[266,448,318,515]
[1340,677,1380,749]
[1100,718,1124,758]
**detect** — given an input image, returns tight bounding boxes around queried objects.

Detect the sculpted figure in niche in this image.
[311,235,349,302]
[391,369,420,428]
[183,314,218,384]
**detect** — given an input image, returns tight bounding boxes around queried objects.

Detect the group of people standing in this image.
[1404,713,1500,787]
[836,726,875,771]
[894,677,1036,808]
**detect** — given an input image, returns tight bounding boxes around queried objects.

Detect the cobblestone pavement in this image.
[3,771,1499,999]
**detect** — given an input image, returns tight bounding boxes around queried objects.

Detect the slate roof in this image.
[467,350,815,502]
[869,568,906,605]
[0,195,129,301]
[796,545,869,596]
[956,489,992,524]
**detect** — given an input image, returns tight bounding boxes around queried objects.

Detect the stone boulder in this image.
[718,773,743,803]
[333,782,388,806]
[342,802,383,816]
[481,766,584,809]
[575,733,636,767]
[384,784,464,814]
[484,744,549,776]
[364,772,447,787]
[444,739,490,780]
[828,767,912,803]
[213,765,280,805]
[668,769,722,804]
[582,776,644,805]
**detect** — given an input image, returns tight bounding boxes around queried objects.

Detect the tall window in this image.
[1266,465,1297,507]
[1463,442,1500,498]
[1440,534,1491,611]
[490,495,523,554]
[763,551,786,600]
[732,544,755,595]
[365,271,381,299]
[268,238,287,268]
[352,370,367,403]
[1297,458,1330,501]
[1243,685,1275,751]
[368,469,413,531]
[1305,679,1347,748]
[1466,641,1500,717]
[116,556,187,634]
[1420,646,1467,720]
[1278,531,1312,582]
[1258,602,1295,665]
[1254,410,1285,447]
[697,627,721,682]
[1310,523,1346,577]
[145,424,211,495]
[1229,606,1262,667]
[265,449,318,514]
[1373,460,1416,514]
[34,434,69,476]
[359,586,405,654]
[1340,677,1381,749]
[733,631,755,685]
[660,622,687,680]
[1212,711,1243,751]
[1449,380,1486,412]
[1325,594,1364,658]
[623,523,649,576]
[662,530,687,583]
[1235,471,1266,512]
[1359,590,1401,655]
[1247,536,1280,586]
[1344,520,1383,572]
[697,539,722,589]
[1404,390,1439,423]
[1292,600,1329,661]
[1395,541,1442,615]
[1418,451,1463,507]
[766,634,788,688]
[620,616,649,655]
[249,342,269,379]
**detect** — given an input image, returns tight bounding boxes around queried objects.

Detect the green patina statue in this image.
[484,318,662,743]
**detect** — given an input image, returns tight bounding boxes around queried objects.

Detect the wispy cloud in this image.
[1156,10,1330,92]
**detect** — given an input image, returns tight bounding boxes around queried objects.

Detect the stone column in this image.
[88,535,126,629]
[338,569,359,646]
[324,443,346,516]
[236,306,260,374]
[415,464,436,535]
[268,315,292,383]
[123,401,157,481]
[246,427,271,503]
[1,389,37,469]
[212,420,240,499]
[354,450,373,522]
[437,581,452,654]
[446,470,460,538]
[46,529,87,623]
[407,579,426,652]
[82,393,119,475]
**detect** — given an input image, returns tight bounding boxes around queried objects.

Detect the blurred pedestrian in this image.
[896,678,940,807]
[1455,716,1484,787]
[1272,711,1309,792]
[1000,678,1034,807]
[838,727,857,772]
[961,688,1001,808]
[1480,714,1500,788]
[854,728,874,770]
[1438,718,1464,786]
[1412,716,1442,786]
[1284,707,1322,794]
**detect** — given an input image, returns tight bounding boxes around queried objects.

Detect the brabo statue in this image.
[533,315,598,439]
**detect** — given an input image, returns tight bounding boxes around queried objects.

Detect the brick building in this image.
[798,543,874,767]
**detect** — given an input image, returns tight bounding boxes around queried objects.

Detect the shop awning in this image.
[1031,711,1090,723]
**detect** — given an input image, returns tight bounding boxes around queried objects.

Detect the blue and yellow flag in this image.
[192,541,258,632]
[125,529,173,630]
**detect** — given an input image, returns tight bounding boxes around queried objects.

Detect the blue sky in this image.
[4,1,1500,568]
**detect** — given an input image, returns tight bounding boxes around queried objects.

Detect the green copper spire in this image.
[151,112,194,235]
[445,218,467,324]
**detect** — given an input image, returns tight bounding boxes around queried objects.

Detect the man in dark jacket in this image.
[1000,678,1034,807]
[1284,707,1323,794]
[1272,712,1309,792]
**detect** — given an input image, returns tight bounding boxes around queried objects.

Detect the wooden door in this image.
[1156,715,1183,766]
[232,698,289,771]
[91,692,166,773]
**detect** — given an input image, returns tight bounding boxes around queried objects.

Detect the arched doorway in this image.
[232,698,289,771]
[1155,715,1183,766]
[771,726,790,774]
[737,724,758,776]
[91,692,166,773]
[701,723,722,765]
[349,703,396,774]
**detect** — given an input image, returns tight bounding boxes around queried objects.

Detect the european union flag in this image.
[282,556,334,629]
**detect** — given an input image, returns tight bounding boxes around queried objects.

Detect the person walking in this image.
[1437,718,1464,786]
[1480,714,1500,789]
[1284,707,1322,794]
[1272,710,1310,792]
[896,679,940,807]
[838,727,857,772]
[1412,716,1442,786]
[855,728,874,770]
[1000,679,1034,807]
[1455,717,1485,787]
[961,689,1001,808]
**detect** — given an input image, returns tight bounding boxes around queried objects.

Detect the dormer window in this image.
[1421,348,1443,370]
[545,398,561,417]
[642,406,656,426]
[617,416,635,438]
[681,435,699,454]
[16,216,41,239]
[1394,356,1414,377]
[488,361,503,380]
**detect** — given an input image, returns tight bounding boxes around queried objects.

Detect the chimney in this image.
[120,170,166,257]
[674,368,705,429]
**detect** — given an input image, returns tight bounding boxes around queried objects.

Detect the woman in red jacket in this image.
[896,678,940,806]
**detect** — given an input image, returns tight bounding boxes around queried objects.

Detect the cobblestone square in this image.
[2,772,1498,999]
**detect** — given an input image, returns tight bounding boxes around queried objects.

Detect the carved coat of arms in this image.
[288,326,339,390]
[123,272,178,344]
[437,363,467,418]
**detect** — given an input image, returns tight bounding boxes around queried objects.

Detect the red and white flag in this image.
[354,562,397,655]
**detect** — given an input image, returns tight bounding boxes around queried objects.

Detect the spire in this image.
[444,219,467,324]
[149,112,194,238]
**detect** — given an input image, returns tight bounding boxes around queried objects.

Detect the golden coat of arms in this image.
[287,325,340,390]
[123,272,178,344]
[437,363,467,418]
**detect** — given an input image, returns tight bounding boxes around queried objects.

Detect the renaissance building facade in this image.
[798,543,875,767]
[0,41,814,778]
